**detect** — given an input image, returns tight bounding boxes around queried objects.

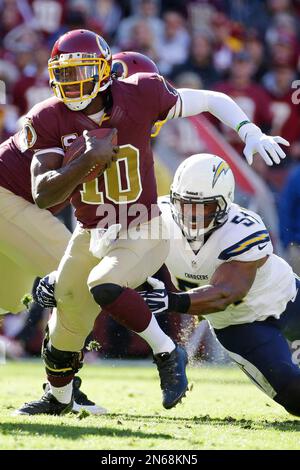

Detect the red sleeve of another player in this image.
[17,101,62,153]
[138,73,179,122]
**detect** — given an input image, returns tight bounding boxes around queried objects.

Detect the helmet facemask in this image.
[171,192,229,240]
[48,53,111,111]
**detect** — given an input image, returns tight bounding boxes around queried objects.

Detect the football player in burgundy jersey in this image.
[0,139,71,315]
[0,51,161,416]
[111,51,166,137]
[0,136,110,415]
[111,51,160,78]
[16,29,289,415]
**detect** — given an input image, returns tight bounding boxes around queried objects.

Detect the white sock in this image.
[137,315,175,355]
[49,382,73,404]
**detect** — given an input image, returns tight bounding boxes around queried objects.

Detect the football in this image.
[62,128,118,183]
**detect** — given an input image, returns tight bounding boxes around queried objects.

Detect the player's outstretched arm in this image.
[142,257,267,316]
[31,129,118,209]
[171,88,289,166]
[182,259,266,315]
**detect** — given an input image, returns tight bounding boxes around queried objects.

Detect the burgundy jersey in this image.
[12,73,178,229]
[0,139,68,215]
[0,138,33,202]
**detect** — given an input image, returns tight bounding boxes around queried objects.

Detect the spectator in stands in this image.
[244,29,269,82]
[0,58,19,97]
[0,0,23,43]
[265,0,299,44]
[116,0,164,50]
[3,23,42,54]
[157,10,190,76]
[87,0,122,41]
[31,0,66,36]
[170,31,219,86]
[264,63,300,162]
[214,50,272,156]
[267,32,298,69]
[211,12,243,76]
[12,45,52,115]
[0,104,19,141]
[123,19,159,63]
[47,9,89,46]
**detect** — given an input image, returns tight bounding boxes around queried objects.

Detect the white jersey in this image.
[159,196,297,329]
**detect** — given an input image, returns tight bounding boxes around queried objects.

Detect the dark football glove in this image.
[33,271,57,308]
[139,277,169,315]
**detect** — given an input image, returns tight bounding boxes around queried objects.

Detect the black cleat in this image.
[15,390,73,416]
[41,376,107,415]
[153,344,188,409]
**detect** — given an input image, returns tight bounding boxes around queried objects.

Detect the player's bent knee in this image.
[90,283,124,307]
[275,377,300,416]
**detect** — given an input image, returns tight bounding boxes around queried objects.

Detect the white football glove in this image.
[139,277,169,315]
[238,123,290,166]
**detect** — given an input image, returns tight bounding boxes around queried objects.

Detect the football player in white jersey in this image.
[141,154,300,417]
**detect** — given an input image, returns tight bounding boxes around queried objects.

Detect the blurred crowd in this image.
[1,0,300,358]
[2,1,300,170]
[1,1,300,190]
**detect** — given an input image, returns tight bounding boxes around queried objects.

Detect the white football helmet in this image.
[170,153,235,239]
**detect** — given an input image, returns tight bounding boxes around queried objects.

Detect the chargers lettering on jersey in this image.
[218,230,270,260]
[185,273,209,280]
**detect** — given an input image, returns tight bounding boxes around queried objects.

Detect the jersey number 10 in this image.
[80,144,142,205]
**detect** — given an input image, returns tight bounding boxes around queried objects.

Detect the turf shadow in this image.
[0,421,173,441]
[107,412,300,431]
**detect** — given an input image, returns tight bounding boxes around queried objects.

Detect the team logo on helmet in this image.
[111,59,128,79]
[96,35,111,60]
[212,160,230,188]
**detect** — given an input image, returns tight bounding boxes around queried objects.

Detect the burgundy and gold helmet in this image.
[111,51,159,79]
[112,51,166,137]
[48,29,112,111]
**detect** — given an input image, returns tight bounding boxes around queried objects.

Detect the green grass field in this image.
[0,360,299,450]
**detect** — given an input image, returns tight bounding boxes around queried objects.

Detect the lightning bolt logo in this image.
[212,161,230,188]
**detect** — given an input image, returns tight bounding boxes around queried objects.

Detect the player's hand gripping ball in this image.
[62,128,118,182]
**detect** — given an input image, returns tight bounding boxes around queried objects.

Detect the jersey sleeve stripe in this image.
[166,93,182,120]
[34,148,65,157]
[218,230,270,260]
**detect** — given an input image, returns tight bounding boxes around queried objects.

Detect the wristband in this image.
[236,120,251,133]
[168,292,191,313]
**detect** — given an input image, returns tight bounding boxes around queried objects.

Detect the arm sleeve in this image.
[174,89,250,130]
